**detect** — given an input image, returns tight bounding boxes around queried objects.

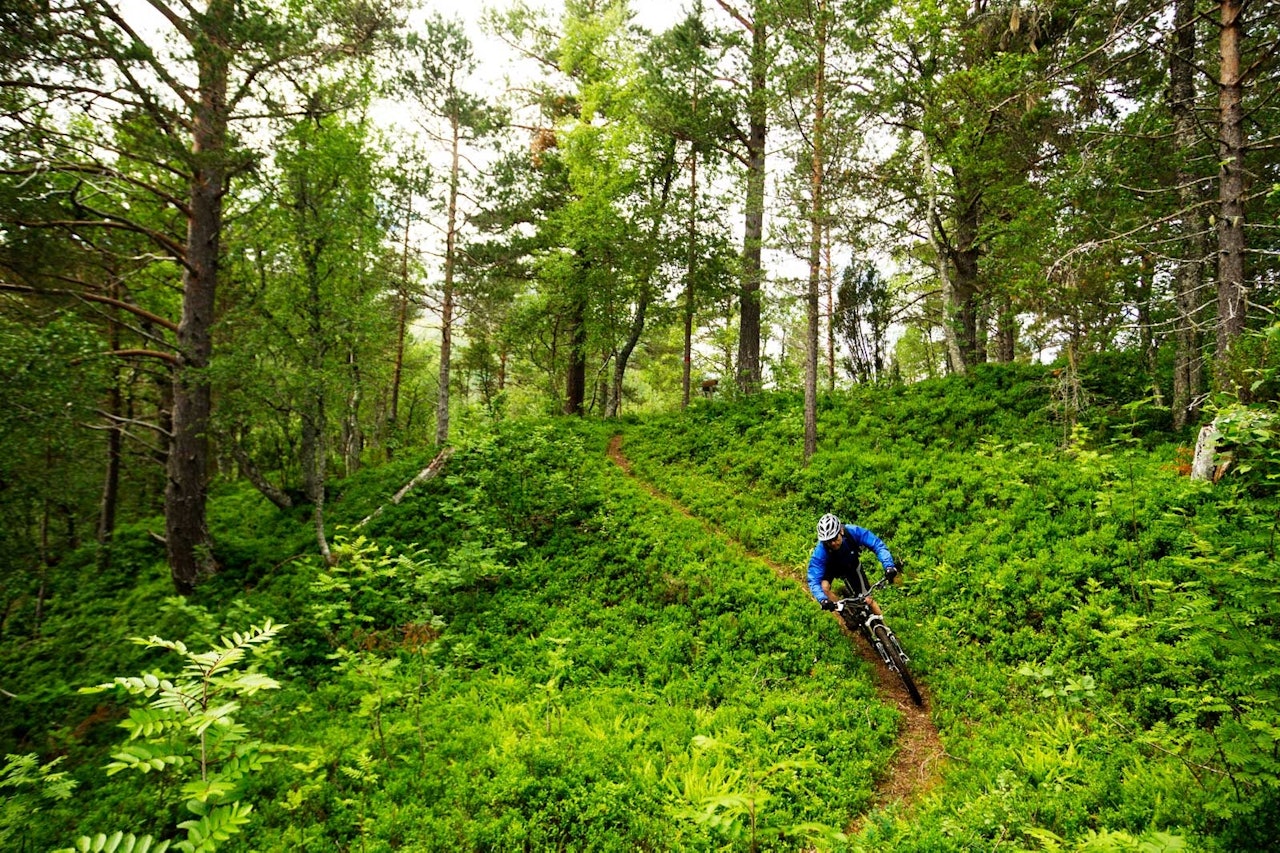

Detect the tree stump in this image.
[1190,424,1219,481]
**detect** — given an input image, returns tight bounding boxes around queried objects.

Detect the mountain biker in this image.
[809,512,898,615]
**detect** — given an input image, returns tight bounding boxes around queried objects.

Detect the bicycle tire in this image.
[873,623,923,707]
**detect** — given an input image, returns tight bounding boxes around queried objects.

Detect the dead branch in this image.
[355,446,454,529]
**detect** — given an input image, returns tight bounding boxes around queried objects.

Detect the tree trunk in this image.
[995,295,1015,362]
[803,5,826,464]
[356,447,455,528]
[343,347,362,475]
[232,444,293,510]
[1136,254,1162,403]
[98,381,122,554]
[1169,0,1207,430]
[611,288,649,418]
[924,137,966,375]
[165,7,230,594]
[97,295,122,571]
[312,480,333,565]
[1191,424,1219,480]
[389,191,413,458]
[564,290,587,416]
[301,398,332,562]
[683,146,698,410]
[736,17,767,394]
[953,198,983,367]
[436,114,461,446]
[1215,0,1247,387]
[301,263,333,563]
[824,229,836,390]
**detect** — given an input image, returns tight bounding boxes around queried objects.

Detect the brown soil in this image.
[606,434,946,835]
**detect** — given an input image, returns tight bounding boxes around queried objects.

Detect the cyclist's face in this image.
[823,530,843,550]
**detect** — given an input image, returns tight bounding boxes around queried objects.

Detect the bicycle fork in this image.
[864,614,910,668]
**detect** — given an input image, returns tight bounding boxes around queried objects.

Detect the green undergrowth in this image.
[6,365,1279,852]
[4,420,903,851]
[618,367,1280,850]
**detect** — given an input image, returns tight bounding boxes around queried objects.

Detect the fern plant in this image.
[69,620,286,853]
[1,752,77,847]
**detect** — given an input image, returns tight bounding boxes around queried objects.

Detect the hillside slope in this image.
[4,366,1278,852]
[617,366,1280,851]
[608,432,946,832]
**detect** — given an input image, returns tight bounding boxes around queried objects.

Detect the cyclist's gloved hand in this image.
[885,565,899,581]
[820,599,837,611]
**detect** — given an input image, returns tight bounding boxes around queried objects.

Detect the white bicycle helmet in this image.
[817,513,842,542]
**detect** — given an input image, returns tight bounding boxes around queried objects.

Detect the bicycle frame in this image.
[833,576,923,706]
[835,580,906,663]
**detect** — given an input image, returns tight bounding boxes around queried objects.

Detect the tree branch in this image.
[355,446,454,528]
[110,348,180,365]
[0,283,180,333]
[713,0,754,34]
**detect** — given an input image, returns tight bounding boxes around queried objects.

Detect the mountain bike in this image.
[834,576,923,707]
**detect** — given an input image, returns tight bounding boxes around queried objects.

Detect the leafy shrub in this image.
[73,622,286,852]
[615,365,1280,849]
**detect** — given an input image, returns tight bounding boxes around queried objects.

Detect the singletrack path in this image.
[607,434,946,834]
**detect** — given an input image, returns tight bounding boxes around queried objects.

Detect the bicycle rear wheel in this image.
[873,623,923,707]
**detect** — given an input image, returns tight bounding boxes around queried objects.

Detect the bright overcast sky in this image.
[426,0,690,37]
[419,0,692,95]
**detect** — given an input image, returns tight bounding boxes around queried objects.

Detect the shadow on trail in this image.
[606,434,946,834]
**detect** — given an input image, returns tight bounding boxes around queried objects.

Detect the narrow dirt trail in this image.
[606,434,946,835]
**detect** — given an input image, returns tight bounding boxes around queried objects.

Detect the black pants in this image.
[835,568,871,599]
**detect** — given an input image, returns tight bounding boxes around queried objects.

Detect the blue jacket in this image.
[807,524,895,603]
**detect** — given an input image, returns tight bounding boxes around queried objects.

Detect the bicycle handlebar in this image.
[833,574,892,610]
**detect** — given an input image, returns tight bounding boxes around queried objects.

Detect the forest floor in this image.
[606,434,946,836]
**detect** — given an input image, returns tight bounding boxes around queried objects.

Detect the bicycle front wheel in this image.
[873,623,923,707]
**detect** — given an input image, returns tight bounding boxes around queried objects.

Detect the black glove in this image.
[820,599,837,611]
[885,565,899,581]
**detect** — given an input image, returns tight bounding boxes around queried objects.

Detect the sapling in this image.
[68,620,286,853]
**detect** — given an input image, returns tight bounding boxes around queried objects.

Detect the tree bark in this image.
[1215,0,1247,387]
[97,296,122,571]
[300,399,332,564]
[736,15,767,394]
[803,3,827,464]
[165,3,230,594]
[683,146,698,410]
[436,113,461,445]
[995,295,1015,362]
[824,231,836,390]
[953,196,983,368]
[564,287,587,416]
[232,444,293,511]
[343,348,362,475]
[611,290,649,418]
[389,190,413,458]
[301,267,332,564]
[924,136,966,375]
[1169,0,1207,430]
[355,446,455,528]
[1136,254,1161,403]
[1191,424,1219,481]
